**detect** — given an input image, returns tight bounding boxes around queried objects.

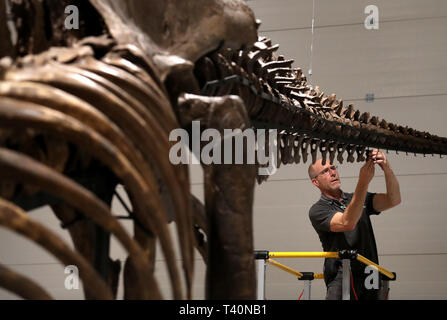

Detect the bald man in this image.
[308,149,401,300]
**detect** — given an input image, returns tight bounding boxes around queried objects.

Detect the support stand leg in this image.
[256,259,266,300]
[303,280,312,300]
[342,259,351,300]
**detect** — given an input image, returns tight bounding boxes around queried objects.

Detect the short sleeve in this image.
[366,192,381,215]
[309,203,337,232]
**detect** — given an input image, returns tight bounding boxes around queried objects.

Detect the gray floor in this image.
[1,0,446,299]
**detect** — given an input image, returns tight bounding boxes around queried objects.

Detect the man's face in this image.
[311,160,341,192]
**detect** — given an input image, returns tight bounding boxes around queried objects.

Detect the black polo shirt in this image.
[308,191,381,285]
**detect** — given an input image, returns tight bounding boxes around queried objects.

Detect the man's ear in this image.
[311,178,319,188]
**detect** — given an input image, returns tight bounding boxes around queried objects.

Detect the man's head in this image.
[308,159,341,196]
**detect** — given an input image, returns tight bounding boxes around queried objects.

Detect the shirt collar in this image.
[320,190,349,205]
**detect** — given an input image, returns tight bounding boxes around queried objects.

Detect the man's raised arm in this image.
[371,149,402,212]
[330,159,375,232]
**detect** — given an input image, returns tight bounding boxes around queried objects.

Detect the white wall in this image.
[248,0,447,300]
[1,0,446,300]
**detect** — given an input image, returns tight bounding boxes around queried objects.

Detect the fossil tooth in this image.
[301,138,311,163]
[346,145,356,163]
[276,132,283,168]
[310,139,321,164]
[337,144,347,164]
[285,134,296,164]
[280,134,289,165]
[356,145,367,162]
[320,140,331,165]
[293,135,305,164]
[328,142,337,164]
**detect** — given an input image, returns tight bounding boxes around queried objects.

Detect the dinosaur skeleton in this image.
[0,0,445,300]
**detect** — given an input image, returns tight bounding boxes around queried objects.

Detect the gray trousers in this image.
[326,267,389,300]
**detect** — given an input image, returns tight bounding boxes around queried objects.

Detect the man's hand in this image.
[370,149,390,170]
[359,158,375,185]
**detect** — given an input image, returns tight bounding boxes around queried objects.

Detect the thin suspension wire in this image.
[308,0,316,78]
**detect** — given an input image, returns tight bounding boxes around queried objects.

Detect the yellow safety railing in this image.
[266,258,324,280]
[313,273,325,280]
[356,254,395,280]
[269,251,339,259]
[266,259,303,278]
[267,251,395,280]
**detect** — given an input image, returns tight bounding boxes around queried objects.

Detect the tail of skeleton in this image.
[195,36,447,183]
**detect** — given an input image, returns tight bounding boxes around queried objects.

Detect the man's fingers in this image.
[372,154,385,162]
[371,149,385,158]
